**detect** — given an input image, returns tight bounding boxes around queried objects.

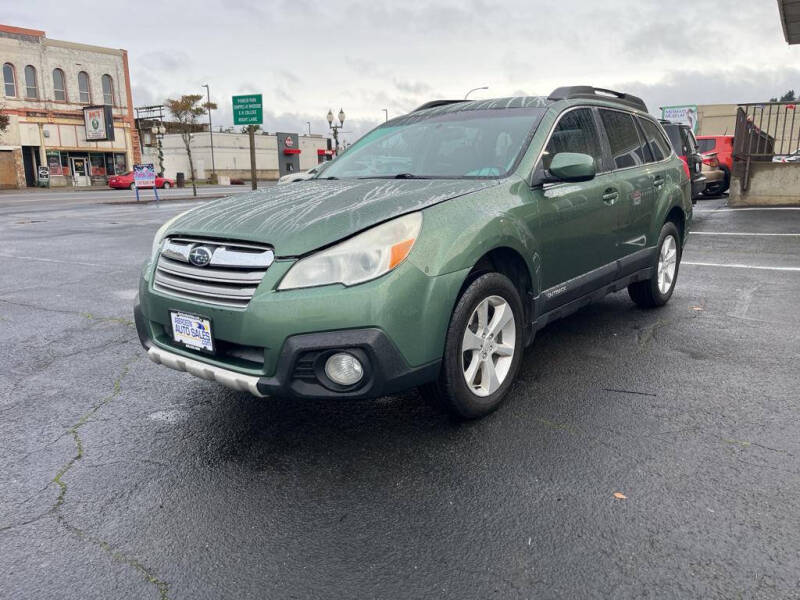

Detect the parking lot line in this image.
[683,261,800,272]
[692,232,800,236]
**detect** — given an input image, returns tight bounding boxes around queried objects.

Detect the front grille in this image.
[153,236,274,308]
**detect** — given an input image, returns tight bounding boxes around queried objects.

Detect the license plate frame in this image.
[170,311,215,354]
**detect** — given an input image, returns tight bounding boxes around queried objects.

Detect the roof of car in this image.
[411,96,552,115]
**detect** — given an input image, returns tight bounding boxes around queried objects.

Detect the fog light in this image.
[324,352,364,386]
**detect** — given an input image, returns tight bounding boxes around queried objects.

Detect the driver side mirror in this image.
[532,152,596,186]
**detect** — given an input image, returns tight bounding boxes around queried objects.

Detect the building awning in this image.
[778,0,800,44]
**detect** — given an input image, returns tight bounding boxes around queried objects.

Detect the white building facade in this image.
[144,132,329,181]
[0,24,139,188]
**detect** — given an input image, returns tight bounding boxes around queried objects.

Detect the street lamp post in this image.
[327,108,346,155]
[382,108,388,122]
[151,123,166,176]
[201,83,216,181]
[464,86,489,99]
[306,121,311,136]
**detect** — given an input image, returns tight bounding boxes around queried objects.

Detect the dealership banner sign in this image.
[83,105,115,141]
[661,105,698,133]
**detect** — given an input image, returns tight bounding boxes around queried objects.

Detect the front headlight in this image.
[150,210,191,258]
[278,212,423,290]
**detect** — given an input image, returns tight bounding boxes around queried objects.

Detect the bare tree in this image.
[165,94,217,196]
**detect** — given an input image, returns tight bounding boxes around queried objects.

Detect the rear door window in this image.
[599,109,650,169]
[541,107,605,172]
[638,118,672,162]
[697,138,716,153]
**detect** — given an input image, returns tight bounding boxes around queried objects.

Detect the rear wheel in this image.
[129,182,135,190]
[628,221,681,308]
[420,272,524,420]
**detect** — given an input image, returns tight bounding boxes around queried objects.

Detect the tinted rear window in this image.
[697,139,716,153]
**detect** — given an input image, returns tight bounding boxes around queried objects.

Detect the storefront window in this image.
[46,150,63,176]
[89,153,106,176]
[114,154,127,174]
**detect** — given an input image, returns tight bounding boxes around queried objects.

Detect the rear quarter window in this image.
[639,118,671,162]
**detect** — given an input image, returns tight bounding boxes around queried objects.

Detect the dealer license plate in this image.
[170,311,214,352]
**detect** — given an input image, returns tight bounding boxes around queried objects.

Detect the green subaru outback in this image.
[135,86,691,419]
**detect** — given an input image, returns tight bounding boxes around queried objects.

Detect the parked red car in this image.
[108,172,176,190]
[696,135,733,192]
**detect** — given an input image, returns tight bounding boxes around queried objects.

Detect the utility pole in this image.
[306,121,311,136]
[248,125,257,190]
[202,84,216,181]
[382,108,388,122]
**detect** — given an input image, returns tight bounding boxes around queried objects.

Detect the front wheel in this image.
[162,182,171,189]
[129,182,136,190]
[628,221,681,308]
[420,272,524,420]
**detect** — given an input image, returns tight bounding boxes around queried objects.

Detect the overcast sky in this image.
[8,0,800,143]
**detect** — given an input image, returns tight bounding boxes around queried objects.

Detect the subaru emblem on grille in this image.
[188,246,212,267]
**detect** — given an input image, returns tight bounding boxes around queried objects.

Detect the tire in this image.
[628,221,681,308]
[162,182,171,189]
[703,182,724,196]
[129,182,136,190]
[720,166,730,193]
[419,272,524,420]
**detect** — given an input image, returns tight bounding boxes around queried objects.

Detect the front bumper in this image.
[135,302,441,400]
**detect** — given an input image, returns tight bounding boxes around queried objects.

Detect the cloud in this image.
[617,67,800,116]
[29,0,800,144]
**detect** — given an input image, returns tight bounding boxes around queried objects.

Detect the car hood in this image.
[166,178,499,256]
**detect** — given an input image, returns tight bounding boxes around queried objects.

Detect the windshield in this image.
[319,108,547,179]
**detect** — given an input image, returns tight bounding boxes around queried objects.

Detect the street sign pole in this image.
[232,94,263,191]
[249,125,257,190]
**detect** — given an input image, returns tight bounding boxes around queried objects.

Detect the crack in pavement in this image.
[0,298,135,327]
[2,354,172,599]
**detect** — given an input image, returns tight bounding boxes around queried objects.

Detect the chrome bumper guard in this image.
[147,345,265,397]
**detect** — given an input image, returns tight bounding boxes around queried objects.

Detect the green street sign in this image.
[232,94,263,125]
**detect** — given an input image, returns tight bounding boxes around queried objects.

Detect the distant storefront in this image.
[0,24,140,189]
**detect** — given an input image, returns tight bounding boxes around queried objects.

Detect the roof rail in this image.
[547,86,648,112]
[412,99,469,112]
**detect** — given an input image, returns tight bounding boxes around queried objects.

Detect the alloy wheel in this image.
[657,235,678,295]
[461,295,516,397]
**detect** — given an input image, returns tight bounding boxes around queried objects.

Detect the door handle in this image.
[653,176,665,188]
[602,189,618,204]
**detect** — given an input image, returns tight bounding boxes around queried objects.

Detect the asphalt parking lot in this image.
[1,192,799,599]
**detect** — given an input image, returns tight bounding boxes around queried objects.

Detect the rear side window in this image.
[697,138,716,153]
[663,126,683,154]
[541,108,604,172]
[599,109,649,169]
[682,128,698,154]
[638,118,671,162]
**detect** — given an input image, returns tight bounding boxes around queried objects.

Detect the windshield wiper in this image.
[392,173,423,179]
[319,176,339,180]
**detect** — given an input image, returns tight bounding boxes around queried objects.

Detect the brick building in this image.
[0,24,140,189]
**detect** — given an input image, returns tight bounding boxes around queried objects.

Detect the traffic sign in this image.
[232,94,263,125]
